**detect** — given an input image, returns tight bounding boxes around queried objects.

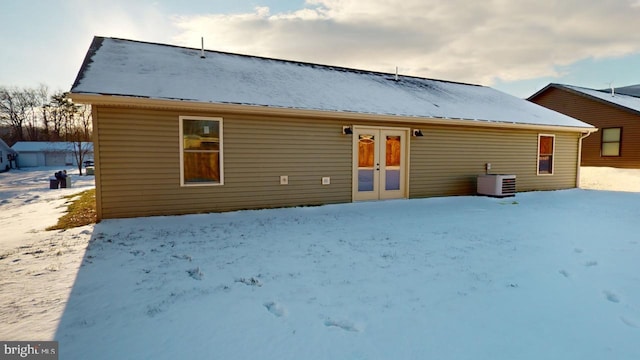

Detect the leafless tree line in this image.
[1,84,93,175]
[0,84,91,145]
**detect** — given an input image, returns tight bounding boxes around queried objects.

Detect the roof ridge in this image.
[100,36,482,88]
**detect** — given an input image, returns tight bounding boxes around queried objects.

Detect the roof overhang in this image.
[70,93,597,134]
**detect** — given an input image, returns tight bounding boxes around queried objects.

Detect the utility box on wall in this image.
[477,174,516,197]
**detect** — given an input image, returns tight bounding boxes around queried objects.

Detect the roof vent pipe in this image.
[200,37,205,59]
[609,81,614,97]
[395,66,399,81]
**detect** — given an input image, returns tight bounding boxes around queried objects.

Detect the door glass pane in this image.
[385,136,401,190]
[358,134,375,191]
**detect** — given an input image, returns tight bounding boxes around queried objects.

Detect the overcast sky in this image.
[2,0,640,98]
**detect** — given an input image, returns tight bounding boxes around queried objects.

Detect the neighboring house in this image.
[605,84,640,98]
[11,141,94,167]
[69,37,594,220]
[529,84,640,168]
[0,138,17,172]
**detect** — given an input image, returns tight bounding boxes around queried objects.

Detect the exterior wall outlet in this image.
[486,163,492,170]
[322,177,331,185]
[280,175,288,185]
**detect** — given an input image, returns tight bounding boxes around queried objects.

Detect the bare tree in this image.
[23,88,41,141]
[46,91,76,141]
[36,85,51,139]
[1,85,51,142]
[68,101,93,175]
[0,86,27,142]
[1,86,93,173]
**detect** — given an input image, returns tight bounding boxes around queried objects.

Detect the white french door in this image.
[352,127,408,201]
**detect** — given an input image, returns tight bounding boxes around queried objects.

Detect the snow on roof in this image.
[71,37,593,129]
[11,141,93,152]
[599,84,640,98]
[559,84,640,114]
[0,138,17,154]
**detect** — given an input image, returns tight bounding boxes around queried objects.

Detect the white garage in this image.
[11,141,93,167]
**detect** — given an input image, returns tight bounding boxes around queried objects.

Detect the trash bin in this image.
[60,175,72,188]
[49,177,59,189]
[86,166,94,175]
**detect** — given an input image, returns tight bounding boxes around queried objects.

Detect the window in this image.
[538,134,554,175]
[180,116,223,186]
[601,127,621,157]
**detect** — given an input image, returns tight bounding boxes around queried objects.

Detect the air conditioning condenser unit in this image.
[477,174,516,197]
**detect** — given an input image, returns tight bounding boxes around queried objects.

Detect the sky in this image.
[2,0,640,98]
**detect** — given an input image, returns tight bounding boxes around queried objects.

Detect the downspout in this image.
[576,130,596,188]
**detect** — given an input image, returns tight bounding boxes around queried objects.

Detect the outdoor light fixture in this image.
[342,126,353,135]
[412,129,424,137]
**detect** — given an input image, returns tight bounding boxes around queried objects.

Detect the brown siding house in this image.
[529,84,640,168]
[70,37,595,220]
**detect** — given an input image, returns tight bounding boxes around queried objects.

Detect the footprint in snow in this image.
[187,267,204,280]
[324,319,360,332]
[558,269,570,278]
[264,301,286,317]
[584,260,598,267]
[620,316,638,328]
[236,277,262,287]
[604,291,620,303]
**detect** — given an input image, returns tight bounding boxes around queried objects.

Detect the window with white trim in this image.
[601,127,621,157]
[180,116,224,186]
[537,134,554,175]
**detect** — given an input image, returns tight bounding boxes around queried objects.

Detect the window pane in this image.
[183,120,220,150]
[539,136,553,155]
[181,117,222,185]
[358,135,375,167]
[184,152,220,183]
[385,169,400,190]
[602,142,620,156]
[538,155,552,173]
[358,169,374,191]
[385,136,401,167]
[602,128,621,142]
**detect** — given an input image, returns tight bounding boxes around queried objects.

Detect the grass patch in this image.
[47,189,97,230]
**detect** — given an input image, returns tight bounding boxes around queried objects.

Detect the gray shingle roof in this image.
[71,37,593,130]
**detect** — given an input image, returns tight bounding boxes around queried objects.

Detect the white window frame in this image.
[179,116,224,187]
[537,134,555,176]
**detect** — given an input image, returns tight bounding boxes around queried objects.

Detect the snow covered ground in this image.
[0,167,639,359]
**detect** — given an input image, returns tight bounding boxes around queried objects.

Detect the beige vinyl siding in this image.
[94,107,352,219]
[93,105,581,219]
[408,125,579,197]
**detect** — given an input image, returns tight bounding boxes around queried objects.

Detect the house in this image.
[69,37,594,220]
[606,84,640,97]
[529,84,640,168]
[0,138,17,172]
[11,141,93,167]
